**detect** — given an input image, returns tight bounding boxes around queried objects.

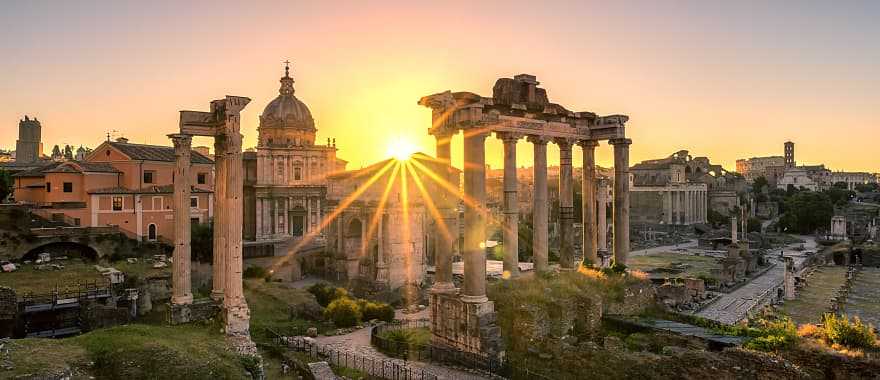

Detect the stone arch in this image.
[24,241,98,261]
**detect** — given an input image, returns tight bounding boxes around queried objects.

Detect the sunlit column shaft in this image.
[610,138,632,266]
[169,133,193,305]
[529,136,550,273]
[462,131,488,303]
[432,132,456,292]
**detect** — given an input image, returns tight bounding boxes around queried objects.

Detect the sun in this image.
[386,137,418,161]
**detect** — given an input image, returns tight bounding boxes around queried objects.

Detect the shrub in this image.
[324,297,362,327]
[243,266,268,279]
[823,313,877,349]
[742,316,798,352]
[797,324,823,339]
[307,283,349,307]
[361,301,395,322]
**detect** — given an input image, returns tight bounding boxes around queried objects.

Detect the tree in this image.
[779,191,834,234]
[0,169,12,202]
[855,183,879,193]
[707,209,729,227]
[191,222,213,262]
[824,187,855,207]
[753,176,769,194]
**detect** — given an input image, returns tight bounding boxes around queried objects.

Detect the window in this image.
[147,224,157,241]
[190,196,198,208]
[190,217,200,225]
[143,171,155,184]
[63,182,73,193]
[112,196,123,211]
[46,182,51,192]
[197,172,206,184]
[294,167,302,181]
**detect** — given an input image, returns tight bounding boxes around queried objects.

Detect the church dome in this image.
[259,65,315,131]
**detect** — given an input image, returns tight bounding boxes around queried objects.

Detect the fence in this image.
[371,319,553,380]
[267,328,439,380]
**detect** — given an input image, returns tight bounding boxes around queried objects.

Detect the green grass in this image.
[0,260,106,294]
[779,266,848,324]
[627,252,721,280]
[4,323,251,379]
[244,279,333,343]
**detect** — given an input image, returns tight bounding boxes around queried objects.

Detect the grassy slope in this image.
[779,266,847,324]
[5,323,249,379]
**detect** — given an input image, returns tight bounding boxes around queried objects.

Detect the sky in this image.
[1,0,878,173]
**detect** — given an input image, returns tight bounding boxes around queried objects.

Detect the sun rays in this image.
[269,146,509,284]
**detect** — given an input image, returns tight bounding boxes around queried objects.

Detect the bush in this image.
[742,316,798,352]
[307,283,348,307]
[324,297,362,327]
[823,313,877,349]
[243,266,268,279]
[360,301,395,322]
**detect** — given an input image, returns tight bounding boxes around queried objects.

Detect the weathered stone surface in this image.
[604,336,624,351]
[307,361,339,380]
[168,298,219,325]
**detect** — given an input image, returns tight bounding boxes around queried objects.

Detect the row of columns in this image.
[254,197,323,239]
[169,103,250,339]
[664,188,708,225]
[430,129,631,303]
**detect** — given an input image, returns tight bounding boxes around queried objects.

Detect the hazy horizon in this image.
[2,0,877,173]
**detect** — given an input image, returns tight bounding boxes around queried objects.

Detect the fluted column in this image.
[610,138,631,266]
[432,132,456,292]
[555,138,575,269]
[597,178,609,258]
[579,140,599,266]
[169,134,193,305]
[498,132,521,278]
[222,103,251,337]
[211,135,227,301]
[462,130,488,303]
[529,136,550,273]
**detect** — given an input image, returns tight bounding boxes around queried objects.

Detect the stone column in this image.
[528,136,550,273]
[498,132,521,277]
[610,138,631,266]
[377,211,388,284]
[432,132,455,292]
[556,138,575,269]
[211,135,227,301]
[597,178,609,260]
[169,134,193,305]
[686,190,692,225]
[579,140,599,266]
[462,130,488,303]
[221,100,253,343]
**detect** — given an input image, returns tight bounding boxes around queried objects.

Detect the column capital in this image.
[609,138,632,147]
[577,139,600,149]
[168,133,193,148]
[462,128,490,141]
[430,127,458,139]
[552,137,576,148]
[496,132,523,144]
[527,135,552,145]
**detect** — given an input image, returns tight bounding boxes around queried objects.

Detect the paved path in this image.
[696,236,816,325]
[629,239,699,257]
[314,310,489,380]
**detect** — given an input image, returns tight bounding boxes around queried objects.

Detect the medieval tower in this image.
[15,115,43,163]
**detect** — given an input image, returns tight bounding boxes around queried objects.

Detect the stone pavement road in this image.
[314,310,490,380]
[696,236,816,325]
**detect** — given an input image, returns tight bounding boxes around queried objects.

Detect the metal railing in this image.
[371,319,552,380]
[268,328,438,380]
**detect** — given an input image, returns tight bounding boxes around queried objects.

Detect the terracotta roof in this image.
[108,141,213,164]
[11,162,62,177]
[44,162,120,174]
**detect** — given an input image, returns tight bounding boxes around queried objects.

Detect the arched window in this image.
[147,224,157,241]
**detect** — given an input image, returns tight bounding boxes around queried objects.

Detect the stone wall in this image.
[429,291,502,361]
[168,298,220,325]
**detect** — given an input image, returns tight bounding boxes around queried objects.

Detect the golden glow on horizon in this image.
[386,137,419,161]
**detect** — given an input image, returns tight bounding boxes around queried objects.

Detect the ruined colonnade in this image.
[662,186,708,225]
[170,96,255,353]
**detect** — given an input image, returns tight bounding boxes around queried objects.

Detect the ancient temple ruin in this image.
[419,74,632,358]
[169,96,256,354]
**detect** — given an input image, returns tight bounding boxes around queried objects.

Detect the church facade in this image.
[243,66,346,257]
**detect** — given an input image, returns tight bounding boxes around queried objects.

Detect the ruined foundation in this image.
[429,291,502,361]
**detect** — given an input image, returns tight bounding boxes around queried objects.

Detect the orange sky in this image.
[1,1,877,173]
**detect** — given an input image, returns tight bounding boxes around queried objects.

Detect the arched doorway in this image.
[147,224,157,241]
[24,242,98,261]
